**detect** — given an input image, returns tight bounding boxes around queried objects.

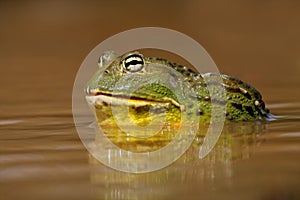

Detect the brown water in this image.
[1,1,300,200]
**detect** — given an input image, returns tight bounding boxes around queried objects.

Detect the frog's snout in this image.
[84,85,98,96]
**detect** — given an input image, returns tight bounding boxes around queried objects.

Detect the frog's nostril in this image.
[84,86,90,95]
[85,86,94,95]
[85,86,99,96]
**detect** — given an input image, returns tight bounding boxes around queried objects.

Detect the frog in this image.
[84,51,272,152]
[85,51,270,124]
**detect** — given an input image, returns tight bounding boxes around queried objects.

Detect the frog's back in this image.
[146,57,270,122]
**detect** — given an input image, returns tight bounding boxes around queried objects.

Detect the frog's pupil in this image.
[124,55,144,72]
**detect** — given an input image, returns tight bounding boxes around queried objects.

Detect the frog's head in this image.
[84,51,201,151]
[85,51,146,96]
[85,51,187,110]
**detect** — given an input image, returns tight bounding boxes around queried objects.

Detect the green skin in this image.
[85,51,270,124]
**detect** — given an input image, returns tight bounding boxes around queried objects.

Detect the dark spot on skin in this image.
[231,101,243,110]
[261,102,265,109]
[223,85,252,100]
[265,108,270,113]
[155,58,165,62]
[204,96,210,101]
[244,92,252,100]
[167,61,173,66]
[239,87,252,100]
[102,101,108,106]
[180,69,186,74]
[244,105,255,117]
[226,113,233,120]
[252,92,262,101]
[196,109,203,116]
[183,71,192,76]
[181,66,187,71]
[134,106,150,114]
[222,74,243,85]
[193,74,203,81]
[188,68,194,73]
[223,84,240,93]
[188,79,194,85]
[239,88,252,100]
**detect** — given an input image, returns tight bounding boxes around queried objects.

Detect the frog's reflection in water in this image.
[88,122,266,200]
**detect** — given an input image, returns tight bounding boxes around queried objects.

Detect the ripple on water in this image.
[0,120,23,125]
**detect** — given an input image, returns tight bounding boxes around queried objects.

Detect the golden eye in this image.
[122,53,144,72]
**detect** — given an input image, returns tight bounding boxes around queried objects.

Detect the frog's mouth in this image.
[85,90,182,110]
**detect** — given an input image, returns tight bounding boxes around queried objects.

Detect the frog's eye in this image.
[121,54,145,73]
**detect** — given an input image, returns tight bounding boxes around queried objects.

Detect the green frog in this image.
[85,51,270,124]
[85,51,271,152]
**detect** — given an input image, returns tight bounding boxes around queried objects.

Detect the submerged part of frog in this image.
[85,51,270,121]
